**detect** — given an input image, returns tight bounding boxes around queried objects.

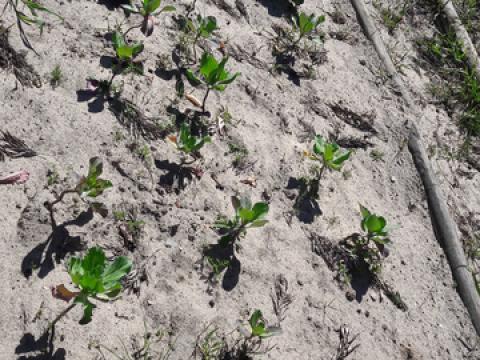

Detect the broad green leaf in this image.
[365,215,386,233]
[144,0,161,14]
[313,135,325,155]
[251,202,268,220]
[332,150,351,165]
[112,32,126,51]
[200,53,220,82]
[102,256,132,291]
[131,43,144,57]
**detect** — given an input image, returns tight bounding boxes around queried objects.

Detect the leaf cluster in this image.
[186,52,240,91]
[309,135,351,171]
[168,122,211,156]
[213,196,269,246]
[68,247,132,324]
[248,310,279,338]
[112,31,144,75]
[75,157,113,198]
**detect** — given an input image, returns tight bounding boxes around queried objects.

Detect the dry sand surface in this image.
[1,0,479,359]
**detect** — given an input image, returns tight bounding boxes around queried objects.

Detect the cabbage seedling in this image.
[50,247,132,326]
[167,122,211,163]
[112,31,145,75]
[45,157,112,223]
[273,11,325,56]
[213,196,268,247]
[306,135,351,180]
[186,52,240,112]
[180,15,218,63]
[122,0,175,36]
[296,136,351,208]
[342,206,390,275]
[247,310,279,338]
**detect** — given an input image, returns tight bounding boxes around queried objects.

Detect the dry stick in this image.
[350,0,480,336]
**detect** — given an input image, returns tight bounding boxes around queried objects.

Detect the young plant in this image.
[272,11,325,56]
[342,205,390,276]
[179,14,219,63]
[45,157,112,223]
[213,196,268,247]
[185,52,240,112]
[112,31,145,75]
[122,0,175,36]
[295,136,351,209]
[50,247,131,327]
[50,64,63,88]
[307,135,351,178]
[167,122,211,163]
[4,0,62,53]
[246,310,280,338]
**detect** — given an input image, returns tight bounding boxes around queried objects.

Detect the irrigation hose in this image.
[350,0,480,336]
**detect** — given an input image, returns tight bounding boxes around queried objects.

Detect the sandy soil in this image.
[1,0,479,359]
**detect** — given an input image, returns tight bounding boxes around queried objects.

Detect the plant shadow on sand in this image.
[286,177,322,224]
[21,208,93,279]
[202,243,241,292]
[257,0,294,17]
[16,327,66,360]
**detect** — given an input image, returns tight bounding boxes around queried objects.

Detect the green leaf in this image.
[102,256,132,294]
[112,31,126,51]
[332,150,351,165]
[144,0,161,15]
[251,202,269,220]
[359,204,371,219]
[365,215,386,233]
[88,157,103,179]
[313,135,325,155]
[199,52,219,81]
[249,219,269,228]
[157,5,175,13]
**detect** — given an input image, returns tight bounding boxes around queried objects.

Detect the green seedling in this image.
[5,0,62,53]
[342,206,390,276]
[179,14,218,63]
[122,0,175,36]
[213,196,268,247]
[50,65,63,88]
[247,310,279,338]
[167,122,211,163]
[228,309,280,358]
[294,12,325,44]
[185,52,240,112]
[195,326,225,360]
[45,157,112,222]
[273,11,325,56]
[50,247,131,328]
[307,135,351,175]
[112,31,145,75]
[296,136,351,208]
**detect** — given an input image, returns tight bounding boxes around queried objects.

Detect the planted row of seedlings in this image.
[2,0,406,358]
